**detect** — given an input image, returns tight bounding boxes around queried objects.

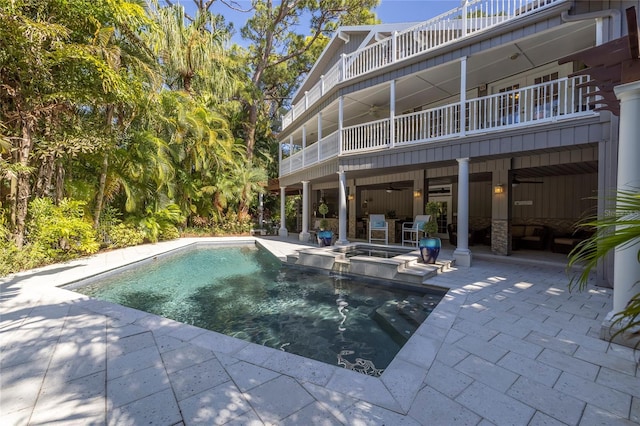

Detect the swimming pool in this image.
[69,244,444,376]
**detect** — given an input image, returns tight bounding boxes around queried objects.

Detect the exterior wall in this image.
[322,34,368,73]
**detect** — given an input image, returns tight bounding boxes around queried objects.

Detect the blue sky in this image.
[167,0,462,44]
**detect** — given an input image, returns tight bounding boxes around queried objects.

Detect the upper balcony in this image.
[281,0,567,131]
[280,75,599,177]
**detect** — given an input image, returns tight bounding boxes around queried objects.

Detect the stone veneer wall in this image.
[491,219,510,255]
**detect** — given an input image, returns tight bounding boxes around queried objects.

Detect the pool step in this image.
[374,294,443,344]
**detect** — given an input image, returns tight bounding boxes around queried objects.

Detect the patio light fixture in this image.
[494,184,505,194]
[413,189,422,198]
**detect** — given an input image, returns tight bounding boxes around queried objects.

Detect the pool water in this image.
[72,245,443,376]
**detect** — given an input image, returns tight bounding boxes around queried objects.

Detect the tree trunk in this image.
[54,161,64,204]
[13,117,35,248]
[34,154,54,197]
[244,101,258,161]
[93,152,109,229]
[94,105,113,229]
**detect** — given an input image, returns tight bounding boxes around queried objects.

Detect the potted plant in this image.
[419,201,441,263]
[317,202,333,246]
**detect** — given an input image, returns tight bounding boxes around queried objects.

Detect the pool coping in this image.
[24,236,459,414]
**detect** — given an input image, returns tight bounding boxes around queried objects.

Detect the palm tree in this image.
[568,189,640,343]
[149,2,235,98]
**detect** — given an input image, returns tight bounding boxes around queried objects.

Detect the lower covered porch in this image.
[276,147,600,270]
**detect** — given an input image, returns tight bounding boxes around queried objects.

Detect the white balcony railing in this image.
[395,104,461,145]
[280,130,340,176]
[279,76,597,177]
[281,0,563,130]
[343,119,391,153]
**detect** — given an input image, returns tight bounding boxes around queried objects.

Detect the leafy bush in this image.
[159,225,180,241]
[139,204,185,243]
[108,223,145,248]
[211,211,252,235]
[26,198,99,259]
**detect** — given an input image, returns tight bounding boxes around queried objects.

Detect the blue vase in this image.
[318,230,333,246]
[419,237,441,264]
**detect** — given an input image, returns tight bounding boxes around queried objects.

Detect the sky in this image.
[167,0,463,45]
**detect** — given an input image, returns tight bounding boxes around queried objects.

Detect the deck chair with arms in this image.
[401,215,430,247]
[368,214,389,245]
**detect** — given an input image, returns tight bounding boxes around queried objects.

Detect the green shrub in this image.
[159,225,180,241]
[108,223,145,248]
[139,204,185,243]
[26,198,99,259]
[0,240,51,276]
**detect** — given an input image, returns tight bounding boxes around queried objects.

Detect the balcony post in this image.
[338,96,344,155]
[289,135,293,174]
[453,157,472,267]
[336,170,349,245]
[460,56,467,136]
[302,125,306,167]
[304,91,309,109]
[392,31,398,62]
[320,75,325,96]
[299,181,310,242]
[462,1,468,35]
[340,53,346,81]
[389,80,396,148]
[317,112,323,162]
[279,186,288,237]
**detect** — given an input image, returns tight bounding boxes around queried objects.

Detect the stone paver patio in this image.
[1,236,638,425]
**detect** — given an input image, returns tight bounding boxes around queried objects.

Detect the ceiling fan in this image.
[368,104,381,118]
[385,184,402,193]
[512,175,543,186]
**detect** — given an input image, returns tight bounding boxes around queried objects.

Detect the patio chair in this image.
[368,214,388,245]
[401,215,430,247]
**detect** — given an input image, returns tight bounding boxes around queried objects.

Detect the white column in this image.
[288,135,293,174]
[299,181,310,242]
[301,125,306,167]
[454,157,472,267]
[336,170,349,245]
[612,81,640,314]
[279,186,288,237]
[338,96,344,155]
[460,56,467,137]
[392,31,397,63]
[317,112,323,162]
[389,80,396,148]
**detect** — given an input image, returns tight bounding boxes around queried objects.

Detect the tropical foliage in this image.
[567,189,640,343]
[0,0,378,275]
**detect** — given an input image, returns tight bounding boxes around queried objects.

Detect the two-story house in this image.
[276,0,639,298]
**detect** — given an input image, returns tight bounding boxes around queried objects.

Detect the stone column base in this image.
[453,248,472,267]
[299,232,310,242]
[279,228,288,237]
[335,239,350,246]
[600,311,640,352]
